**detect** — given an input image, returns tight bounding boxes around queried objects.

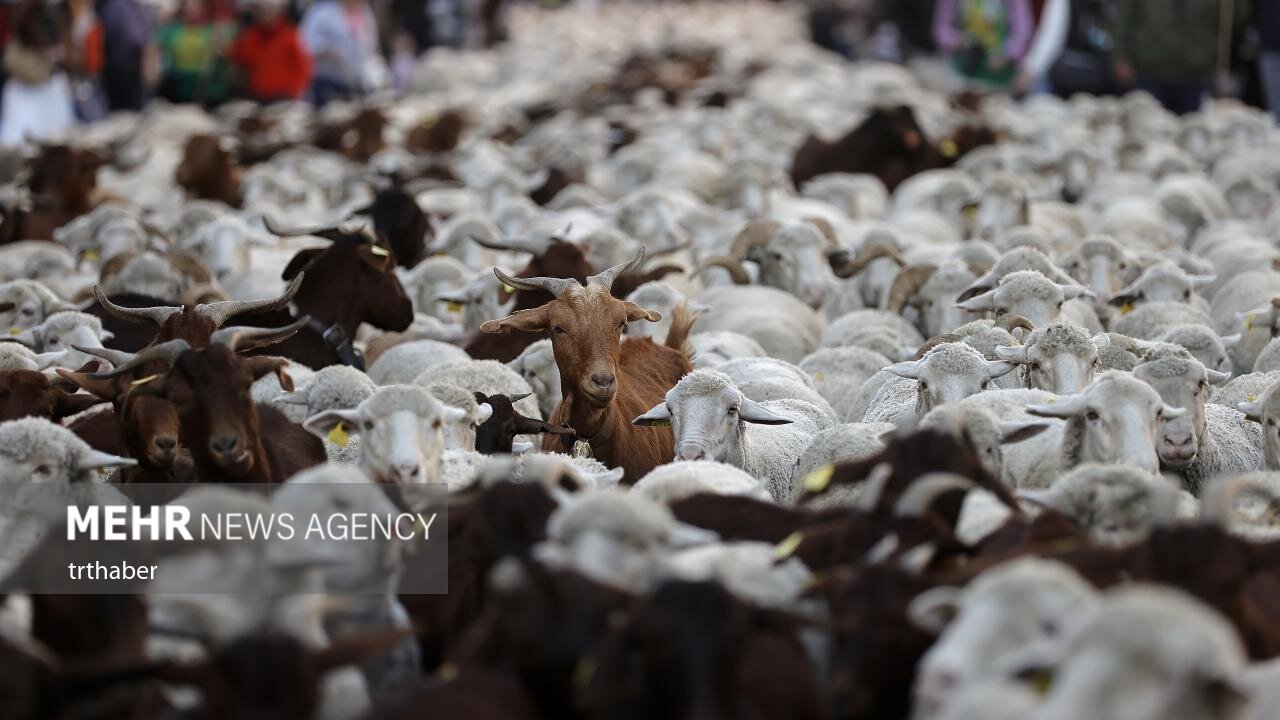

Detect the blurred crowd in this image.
[816,0,1280,119]
[0,0,503,144]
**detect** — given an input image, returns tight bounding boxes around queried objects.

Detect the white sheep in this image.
[631,460,772,505]
[414,358,541,420]
[422,381,494,450]
[789,421,897,507]
[0,280,76,332]
[685,330,768,368]
[366,339,470,386]
[956,270,1097,331]
[863,342,1015,425]
[11,311,114,371]
[624,281,707,341]
[507,338,560,419]
[1020,463,1185,544]
[693,284,825,363]
[994,323,1108,395]
[799,346,892,420]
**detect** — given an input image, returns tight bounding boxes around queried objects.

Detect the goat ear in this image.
[244,357,294,391]
[738,397,793,425]
[907,585,962,634]
[312,627,416,674]
[480,305,551,334]
[622,302,661,323]
[475,403,493,424]
[1000,421,1051,444]
[54,368,118,401]
[281,248,324,281]
[53,389,106,420]
[632,402,672,426]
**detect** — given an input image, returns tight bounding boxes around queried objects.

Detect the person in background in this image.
[155,0,233,105]
[1016,0,1068,93]
[299,0,382,105]
[97,0,151,110]
[65,0,106,120]
[1,0,73,144]
[1113,0,1251,115]
[1258,0,1280,120]
[933,0,1034,89]
[230,0,310,102]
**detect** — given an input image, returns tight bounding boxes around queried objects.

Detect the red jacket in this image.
[232,19,311,101]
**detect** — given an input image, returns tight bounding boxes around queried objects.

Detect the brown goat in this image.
[0,368,104,422]
[313,107,388,162]
[175,134,243,207]
[59,368,189,484]
[480,248,692,481]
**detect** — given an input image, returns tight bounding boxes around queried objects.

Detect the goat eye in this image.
[553,327,567,335]
[618,321,626,331]
[1118,262,1128,271]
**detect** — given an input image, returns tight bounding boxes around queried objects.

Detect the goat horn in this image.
[830,244,904,279]
[196,272,305,328]
[72,344,137,368]
[894,473,975,517]
[587,245,646,291]
[93,285,182,326]
[692,256,751,285]
[995,313,1036,334]
[470,235,554,255]
[493,267,580,299]
[728,219,779,258]
[263,216,341,239]
[208,315,310,353]
[90,339,192,379]
[913,334,962,360]
[507,392,533,403]
[886,264,937,313]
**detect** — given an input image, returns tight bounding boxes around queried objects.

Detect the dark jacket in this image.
[1114,0,1251,82]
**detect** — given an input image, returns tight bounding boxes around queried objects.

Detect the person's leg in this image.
[1169,82,1206,115]
[1261,52,1280,121]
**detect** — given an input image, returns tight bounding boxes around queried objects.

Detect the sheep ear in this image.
[9,329,38,348]
[1237,401,1261,422]
[441,405,467,424]
[475,402,493,424]
[1000,421,1051,444]
[994,344,1027,363]
[1027,394,1087,418]
[32,349,68,370]
[76,449,137,471]
[907,585,962,634]
[884,360,923,379]
[623,302,662,323]
[632,402,672,426]
[1205,369,1232,385]
[434,291,468,305]
[480,305,551,334]
[1219,333,1242,348]
[304,408,366,440]
[1089,333,1110,353]
[738,397,793,425]
[1059,284,1093,301]
[955,291,995,311]
[1190,274,1216,287]
[987,360,1016,379]
[275,390,309,405]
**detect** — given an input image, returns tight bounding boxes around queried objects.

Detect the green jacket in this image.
[1113,0,1251,83]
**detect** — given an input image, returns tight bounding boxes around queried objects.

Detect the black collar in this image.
[309,317,365,370]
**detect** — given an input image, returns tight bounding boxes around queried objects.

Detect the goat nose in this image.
[210,436,240,456]
[155,437,177,451]
[591,373,615,390]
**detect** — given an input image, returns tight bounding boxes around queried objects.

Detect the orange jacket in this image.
[231,19,312,100]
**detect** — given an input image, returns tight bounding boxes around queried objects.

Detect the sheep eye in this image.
[1269,418,1276,427]
[980,381,991,390]
[21,308,34,316]
[1085,410,1100,422]
[34,464,51,476]
[1118,262,1128,271]
[433,419,443,429]
[728,406,738,415]
[919,381,929,391]
[47,337,59,346]
[362,420,374,431]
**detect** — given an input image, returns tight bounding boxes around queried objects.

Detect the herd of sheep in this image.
[4,2,1280,719]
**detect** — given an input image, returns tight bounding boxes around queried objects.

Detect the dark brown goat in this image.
[405,110,468,154]
[348,188,435,268]
[0,368,103,422]
[0,144,115,241]
[472,391,572,454]
[481,251,693,481]
[175,134,243,208]
[313,107,387,162]
[91,325,325,483]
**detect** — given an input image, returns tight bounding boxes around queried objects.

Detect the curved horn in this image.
[470,235,554,255]
[955,269,996,302]
[728,219,780,259]
[802,216,841,248]
[830,243,905,279]
[692,256,751,285]
[895,473,974,517]
[587,245,646,291]
[995,313,1036,335]
[208,315,310,353]
[913,334,962,360]
[886,264,938,313]
[92,285,182,326]
[71,344,137,368]
[196,272,305,328]
[493,267,579,299]
[90,339,192,379]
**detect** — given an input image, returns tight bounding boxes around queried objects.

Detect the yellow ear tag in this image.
[775,531,803,560]
[814,371,826,382]
[648,418,672,428]
[130,374,158,387]
[962,205,978,219]
[83,249,100,264]
[8,327,19,336]
[503,284,516,293]
[940,139,959,158]
[1119,301,1135,315]
[1246,314,1257,331]
[370,245,390,257]
[1248,395,1258,402]
[446,301,463,313]
[438,662,459,681]
[327,422,350,448]
[803,464,834,492]
[573,656,597,690]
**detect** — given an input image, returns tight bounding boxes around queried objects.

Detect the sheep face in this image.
[0,418,134,483]
[434,271,509,334]
[970,179,1025,239]
[913,264,977,338]
[956,271,1087,329]
[16,312,114,371]
[1063,237,1135,305]
[995,325,1106,395]
[1111,262,1212,309]
[886,343,1014,417]
[94,217,152,263]
[909,559,1096,719]
[181,216,261,281]
[0,282,67,332]
[750,223,837,308]
[1029,372,1184,474]
[508,339,561,418]
[1021,464,1181,546]
[1239,385,1280,470]
[1134,357,1219,468]
[633,369,791,463]
[305,386,464,485]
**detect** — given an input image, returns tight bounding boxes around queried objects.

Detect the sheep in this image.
[1113,300,1215,341]
[694,284,825,363]
[97,252,188,302]
[1236,378,1280,471]
[414,359,541,420]
[11,311,114,371]
[659,541,817,613]
[506,338,561,418]
[790,421,896,507]
[303,384,465,487]
[960,372,1184,488]
[430,269,510,334]
[422,382,494,450]
[366,339,470,386]
[0,417,134,482]
[1061,234,1142,305]
[822,308,925,351]
[685,330,768,368]
[273,364,378,423]
[798,346,891,420]
[400,254,471,321]
[0,343,65,371]
[1209,270,1280,369]
[1156,323,1236,375]
[1134,351,1261,493]
[1109,260,1214,314]
[0,280,76,332]
[1034,586,1249,720]
[631,460,773,505]
[862,342,1015,425]
[994,323,1108,395]
[1213,370,1280,410]
[908,558,1098,719]
[1253,338,1280,374]
[623,281,706,341]
[444,449,624,494]
[1019,463,1185,544]
[883,260,979,339]
[694,219,842,308]
[956,270,1097,332]
[633,369,827,503]
[918,404,1050,487]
